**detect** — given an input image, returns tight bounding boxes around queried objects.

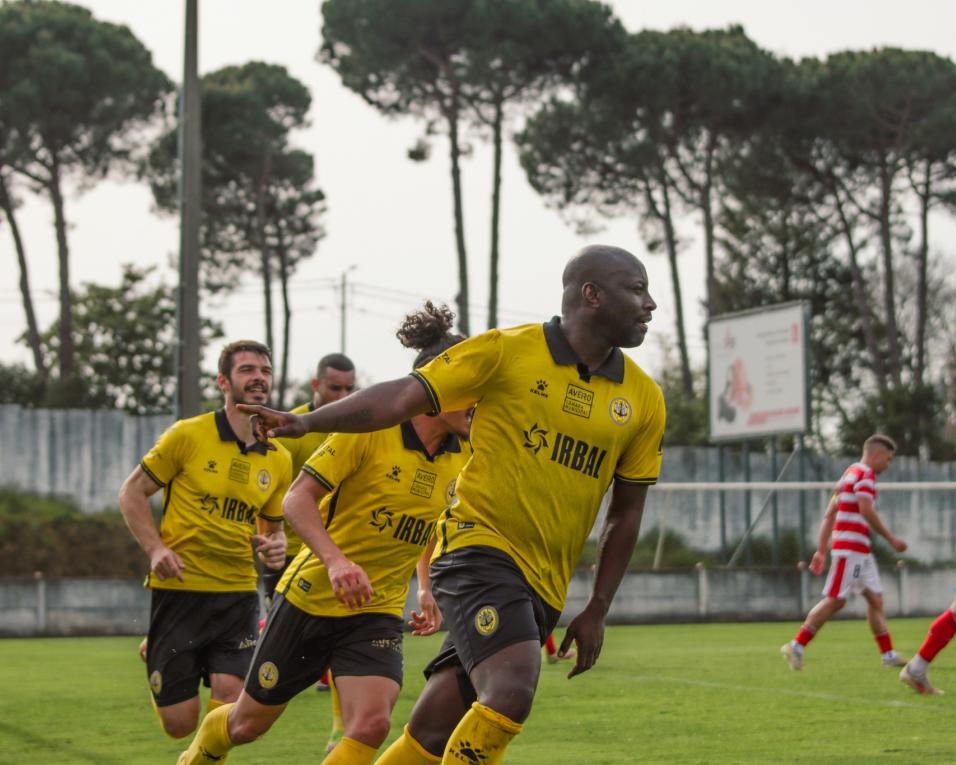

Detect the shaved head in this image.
[562,245,644,311]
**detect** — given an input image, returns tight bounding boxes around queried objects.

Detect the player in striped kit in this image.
[781,435,907,671]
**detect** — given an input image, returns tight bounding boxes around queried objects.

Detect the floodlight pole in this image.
[176,0,202,418]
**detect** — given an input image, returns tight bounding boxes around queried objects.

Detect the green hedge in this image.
[0,488,147,578]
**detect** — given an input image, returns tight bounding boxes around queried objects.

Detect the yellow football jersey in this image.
[279,421,469,618]
[140,410,292,593]
[276,401,331,557]
[412,317,665,611]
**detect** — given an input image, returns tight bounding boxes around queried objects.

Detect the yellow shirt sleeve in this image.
[411,329,504,412]
[614,384,666,485]
[140,421,193,486]
[301,431,369,492]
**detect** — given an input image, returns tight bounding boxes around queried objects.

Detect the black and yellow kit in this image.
[278,421,469,618]
[412,317,666,611]
[276,400,330,558]
[141,409,292,593]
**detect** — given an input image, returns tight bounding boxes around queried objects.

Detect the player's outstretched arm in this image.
[239,376,432,442]
[561,481,649,679]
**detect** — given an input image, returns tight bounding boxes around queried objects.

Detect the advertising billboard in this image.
[708,302,810,441]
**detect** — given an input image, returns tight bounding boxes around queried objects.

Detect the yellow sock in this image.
[321,735,378,765]
[375,725,441,765]
[329,672,345,740]
[441,702,522,765]
[206,697,225,714]
[178,702,234,765]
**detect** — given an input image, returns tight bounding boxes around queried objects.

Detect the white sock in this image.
[910,655,929,674]
[882,650,897,660]
[790,640,804,654]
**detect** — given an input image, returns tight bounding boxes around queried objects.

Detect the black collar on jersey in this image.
[543,316,625,384]
[215,408,270,456]
[400,420,462,462]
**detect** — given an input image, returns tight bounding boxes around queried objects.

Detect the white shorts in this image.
[822,552,882,600]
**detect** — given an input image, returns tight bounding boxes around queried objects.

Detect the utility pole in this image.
[176,0,201,418]
[339,266,356,353]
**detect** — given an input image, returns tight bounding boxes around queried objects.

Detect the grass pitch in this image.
[0,619,952,764]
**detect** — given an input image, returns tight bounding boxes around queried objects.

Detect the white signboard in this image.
[708,302,809,441]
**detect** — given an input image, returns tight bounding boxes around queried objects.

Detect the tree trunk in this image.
[446,100,470,335]
[646,172,692,396]
[701,140,716,318]
[255,154,274,353]
[275,224,292,410]
[48,158,75,380]
[877,160,902,386]
[487,99,503,330]
[914,160,930,388]
[833,192,887,393]
[0,172,47,379]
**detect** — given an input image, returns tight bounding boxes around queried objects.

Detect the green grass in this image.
[0,619,952,764]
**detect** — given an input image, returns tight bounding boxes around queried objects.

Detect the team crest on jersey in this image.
[444,478,458,505]
[474,606,499,636]
[258,661,279,689]
[608,397,632,426]
[149,670,162,694]
[256,469,271,491]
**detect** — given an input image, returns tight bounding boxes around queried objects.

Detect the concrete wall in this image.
[0,404,171,512]
[3,567,953,637]
[3,404,956,562]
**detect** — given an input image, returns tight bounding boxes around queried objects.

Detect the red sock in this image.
[874,632,893,654]
[544,633,557,656]
[795,626,816,647]
[918,609,956,663]
[319,670,330,685]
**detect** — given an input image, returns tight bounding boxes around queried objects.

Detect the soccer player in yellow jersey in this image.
[177,304,474,765]
[266,352,357,601]
[239,245,665,765]
[119,340,292,741]
[269,352,356,748]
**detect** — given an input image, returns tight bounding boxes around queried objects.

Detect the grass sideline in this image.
[1,619,952,764]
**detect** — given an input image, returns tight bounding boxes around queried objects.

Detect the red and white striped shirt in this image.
[831,462,877,555]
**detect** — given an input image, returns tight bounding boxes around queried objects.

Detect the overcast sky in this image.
[3,0,955,396]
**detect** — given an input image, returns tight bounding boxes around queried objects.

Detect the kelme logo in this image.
[451,740,489,763]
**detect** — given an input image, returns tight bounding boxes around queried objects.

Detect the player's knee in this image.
[348,710,392,747]
[160,716,197,740]
[480,682,535,723]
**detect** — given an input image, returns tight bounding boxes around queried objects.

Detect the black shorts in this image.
[423,546,560,697]
[244,595,405,706]
[146,589,259,707]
